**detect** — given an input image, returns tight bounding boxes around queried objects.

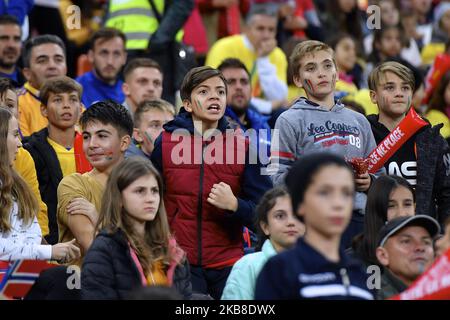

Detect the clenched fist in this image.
[207,182,238,212]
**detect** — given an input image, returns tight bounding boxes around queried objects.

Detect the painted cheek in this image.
[104,149,114,161]
[144,132,154,145]
[195,98,204,112]
[304,79,314,93]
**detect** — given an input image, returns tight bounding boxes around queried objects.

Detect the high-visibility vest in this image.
[105,0,183,50]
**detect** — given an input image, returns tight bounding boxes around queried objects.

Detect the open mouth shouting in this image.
[207,103,222,113]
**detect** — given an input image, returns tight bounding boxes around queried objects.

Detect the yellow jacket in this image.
[206,34,287,99]
[335,80,358,96]
[421,43,445,66]
[14,147,49,237]
[18,82,48,137]
[348,89,379,116]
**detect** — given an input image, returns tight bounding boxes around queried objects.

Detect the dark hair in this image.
[444,215,450,228]
[245,5,278,24]
[254,187,290,251]
[89,27,126,50]
[79,100,133,137]
[325,1,363,45]
[285,153,354,220]
[326,32,355,51]
[123,58,162,81]
[0,14,20,27]
[217,58,251,78]
[39,76,82,106]
[282,37,304,86]
[180,66,227,102]
[0,77,15,98]
[22,34,66,68]
[355,175,415,265]
[369,24,405,64]
[342,98,366,115]
[446,38,450,52]
[428,70,450,114]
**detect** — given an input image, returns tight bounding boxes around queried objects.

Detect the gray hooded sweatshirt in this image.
[270,97,385,212]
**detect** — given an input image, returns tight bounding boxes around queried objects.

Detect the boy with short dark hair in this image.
[368,61,450,225]
[57,100,132,263]
[122,58,164,116]
[151,66,272,299]
[23,76,89,244]
[270,40,383,248]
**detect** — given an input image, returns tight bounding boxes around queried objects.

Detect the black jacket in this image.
[255,237,374,300]
[23,128,64,244]
[81,229,192,300]
[367,115,450,225]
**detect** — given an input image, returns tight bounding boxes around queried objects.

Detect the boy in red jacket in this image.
[151,66,272,299]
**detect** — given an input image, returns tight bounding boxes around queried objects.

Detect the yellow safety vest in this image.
[106,0,183,50]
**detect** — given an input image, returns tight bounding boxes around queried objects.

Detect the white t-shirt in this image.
[0,202,52,261]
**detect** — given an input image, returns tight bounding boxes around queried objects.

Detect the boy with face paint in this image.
[151,66,272,300]
[368,61,450,226]
[270,40,384,249]
[57,100,132,265]
[125,99,174,160]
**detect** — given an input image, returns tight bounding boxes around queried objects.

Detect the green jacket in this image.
[377,268,408,300]
[221,240,277,300]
